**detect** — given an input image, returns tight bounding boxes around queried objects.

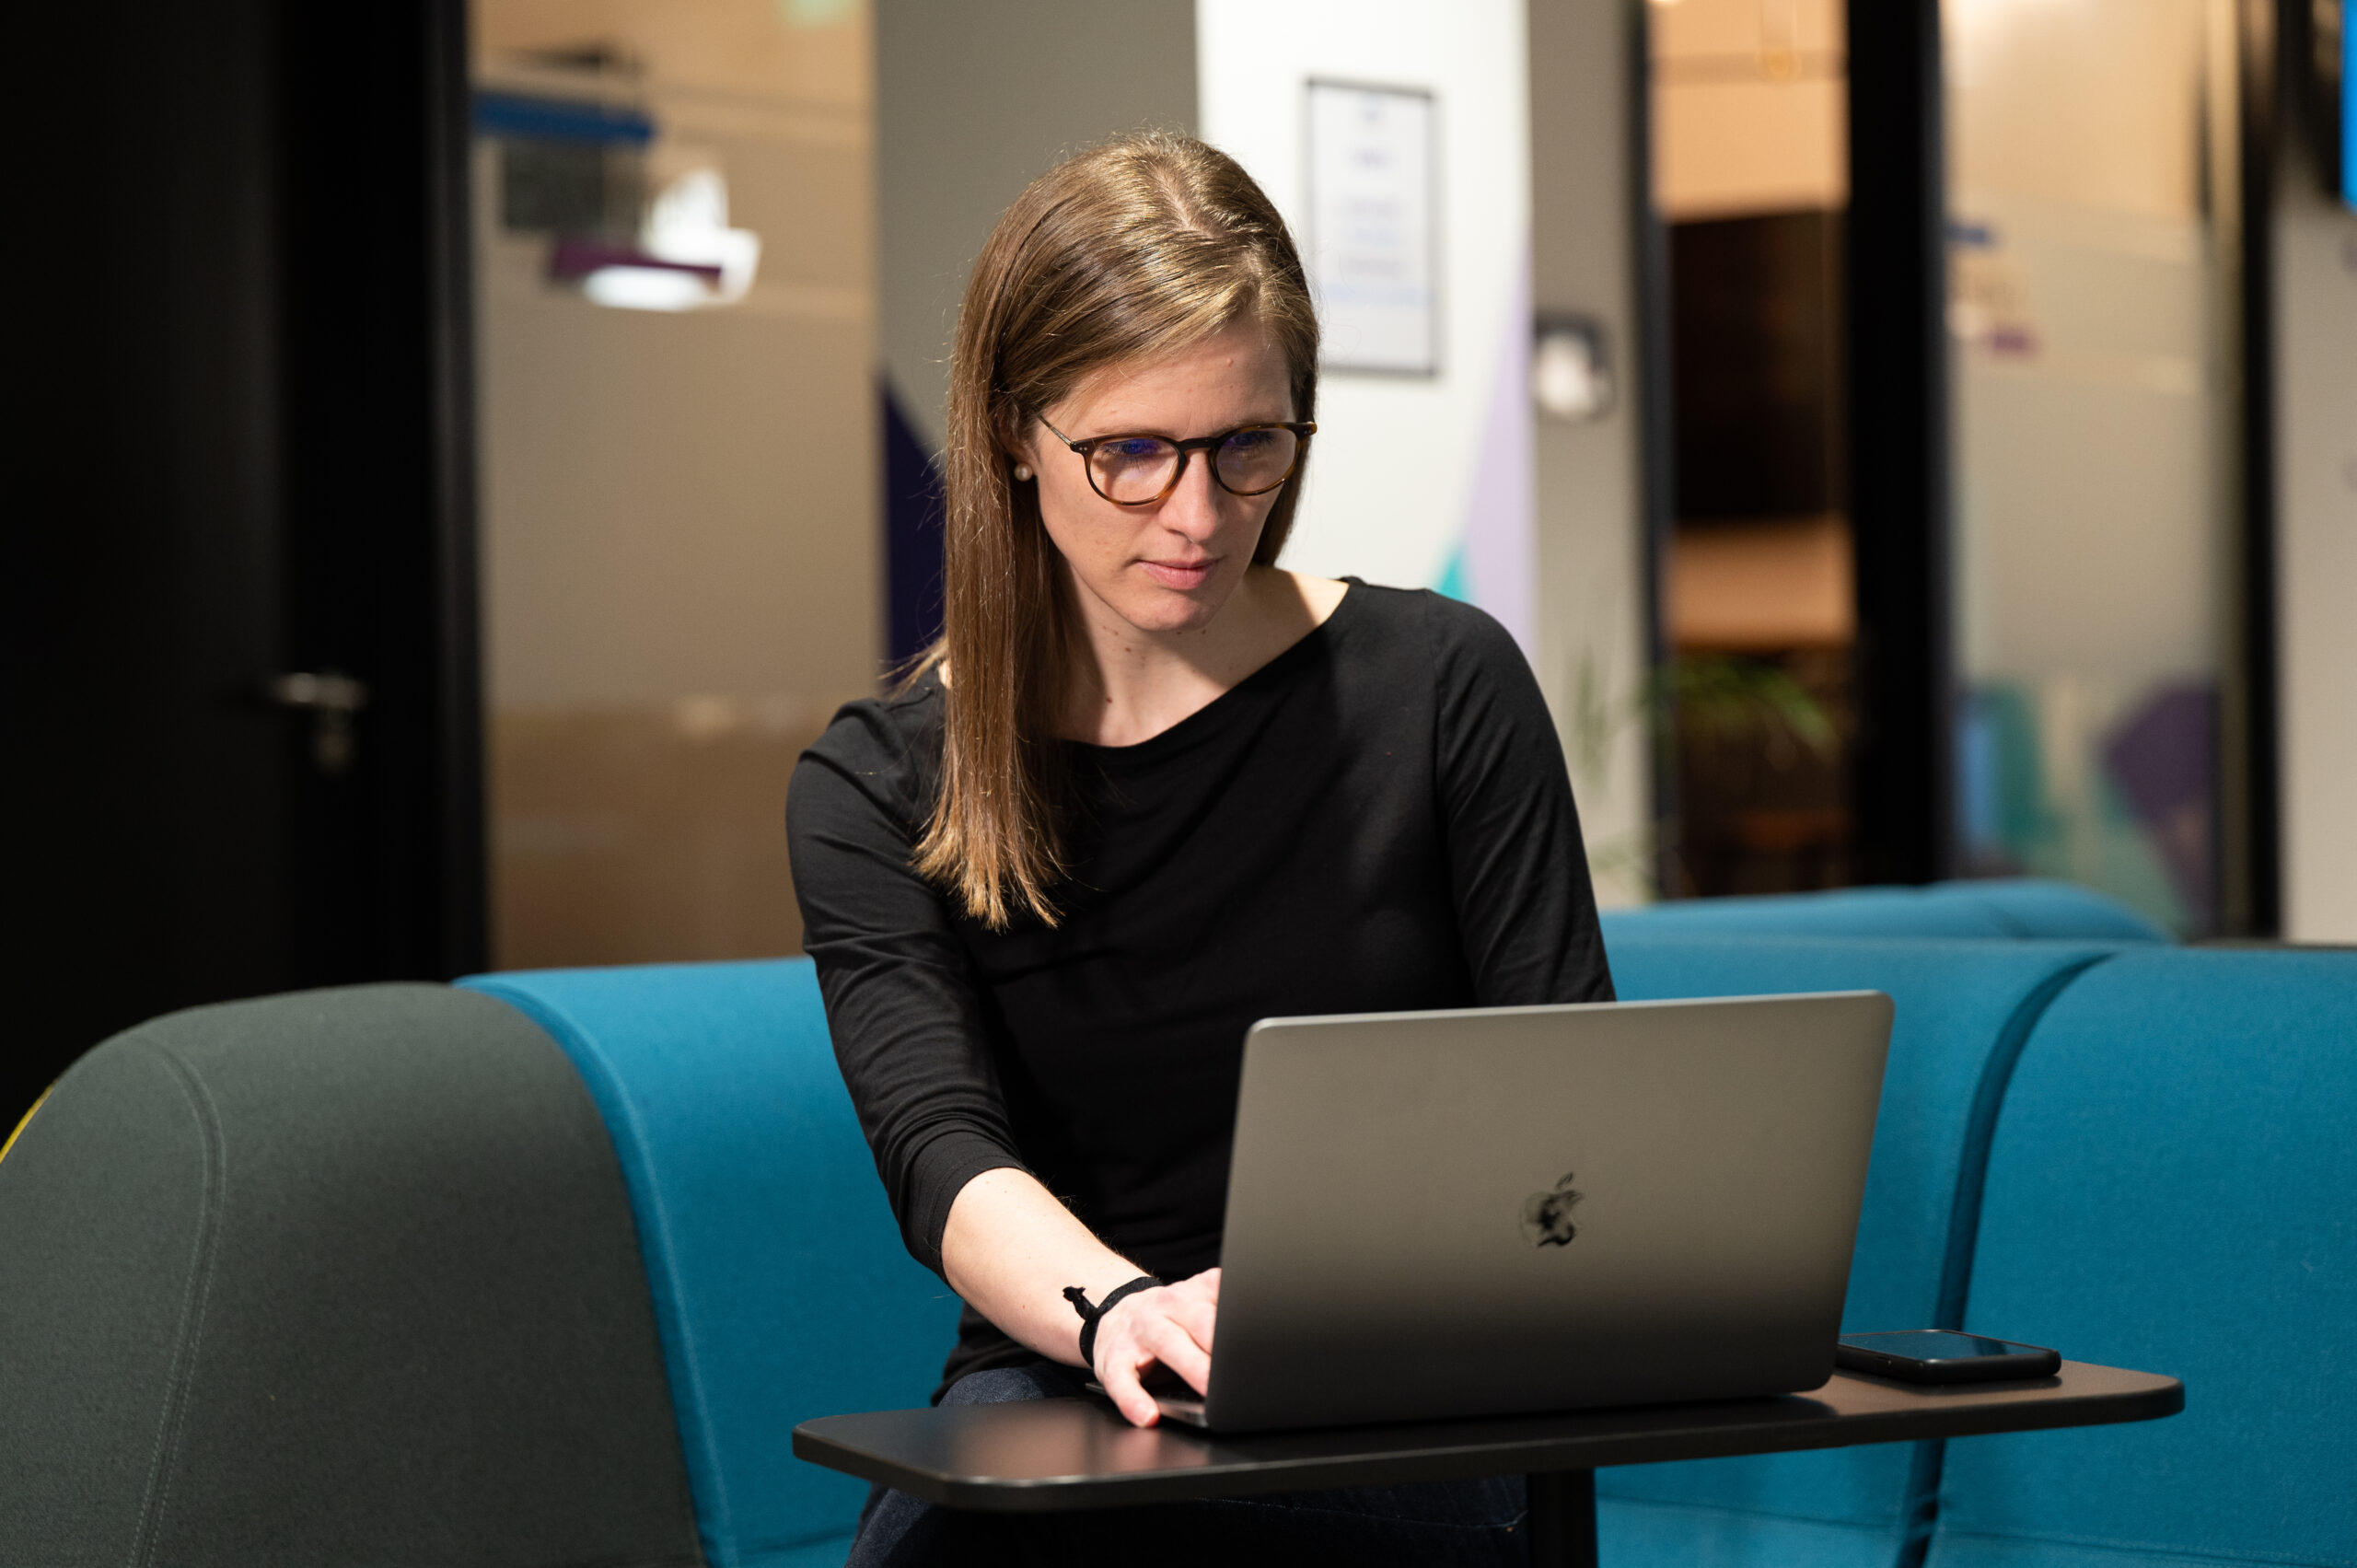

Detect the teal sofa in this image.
[3,879,2346,1568]
[1596,877,2171,946]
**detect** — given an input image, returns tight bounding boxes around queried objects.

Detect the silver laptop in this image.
[1153,992,1892,1431]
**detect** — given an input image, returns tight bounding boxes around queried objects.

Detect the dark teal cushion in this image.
[1926,949,2357,1568]
[1602,880,2166,945]
[464,960,958,1568]
[1596,935,2124,1568]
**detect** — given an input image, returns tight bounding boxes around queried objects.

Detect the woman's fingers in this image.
[1091,1282,1224,1424]
[1093,1293,1170,1426]
[1167,1283,1218,1354]
[1096,1349,1162,1427]
[1139,1315,1213,1395]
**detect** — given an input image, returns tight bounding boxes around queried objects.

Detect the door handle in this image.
[266,670,370,775]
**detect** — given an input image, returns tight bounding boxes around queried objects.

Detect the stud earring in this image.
[1013,464,1033,482]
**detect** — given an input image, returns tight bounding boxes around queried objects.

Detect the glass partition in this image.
[471,0,877,968]
[1650,0,1856,898]
[1945,0,2235,934]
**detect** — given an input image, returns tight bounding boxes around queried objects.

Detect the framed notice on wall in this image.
[1305,79,1439,376]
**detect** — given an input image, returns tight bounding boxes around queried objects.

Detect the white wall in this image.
[1196,0,1538,652]
[2274,156,2357,942]
[875,0,1197,449]
[1528,0,1653,905]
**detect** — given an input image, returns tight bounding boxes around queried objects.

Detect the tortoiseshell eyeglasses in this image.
[1036,415,1317,506]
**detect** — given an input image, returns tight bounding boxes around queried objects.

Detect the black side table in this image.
[795,1359,2181,1567]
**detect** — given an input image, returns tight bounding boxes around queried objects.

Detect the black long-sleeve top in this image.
[786,582,1615,1387]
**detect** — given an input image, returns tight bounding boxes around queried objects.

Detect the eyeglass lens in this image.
[1087,427,1301,505]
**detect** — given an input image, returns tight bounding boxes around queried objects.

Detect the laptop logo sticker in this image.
[1521,1172,1585,1247]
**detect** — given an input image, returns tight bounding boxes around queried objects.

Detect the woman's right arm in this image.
[787,719,1213,1424]
[787,727,1018,1272]
[941,1167,1218,1425]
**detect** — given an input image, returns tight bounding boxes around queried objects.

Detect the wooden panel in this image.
[490,699,842,968]
[1669,516,1854,651]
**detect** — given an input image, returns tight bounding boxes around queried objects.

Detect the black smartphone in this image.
[1834,1330,2061,1384]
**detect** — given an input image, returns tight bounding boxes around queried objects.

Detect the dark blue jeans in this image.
[844,1365,1530,1567]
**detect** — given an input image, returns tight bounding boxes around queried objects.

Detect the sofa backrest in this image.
[0,984,702,1568]
[16,921,2327,1568]
[1596,934,2127,1568]
[464,935,2162,1568]
[1924,948,2357,1568]
[464,960,958,1568]
[1601,879,2167,944]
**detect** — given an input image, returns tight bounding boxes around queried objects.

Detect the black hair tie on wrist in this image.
[1063,1274,1163,1373]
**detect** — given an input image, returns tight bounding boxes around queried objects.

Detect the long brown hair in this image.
[911,132,1319,931]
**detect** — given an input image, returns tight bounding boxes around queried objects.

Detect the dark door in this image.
[7,0,484,1127]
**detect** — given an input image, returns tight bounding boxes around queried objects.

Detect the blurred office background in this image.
[12,0,2356,1125]
[471,0,877,970]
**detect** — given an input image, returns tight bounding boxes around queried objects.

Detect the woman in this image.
[788,132,1613,1565]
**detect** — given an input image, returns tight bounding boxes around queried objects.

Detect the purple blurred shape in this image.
[2102,683,2215,926]
[547,238,723,284]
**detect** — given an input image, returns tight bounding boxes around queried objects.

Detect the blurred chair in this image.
[0,984,703,1568]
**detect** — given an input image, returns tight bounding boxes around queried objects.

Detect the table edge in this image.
[791,1365,2183,1514]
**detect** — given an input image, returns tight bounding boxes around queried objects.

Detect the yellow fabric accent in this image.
[0,1085,53,1167]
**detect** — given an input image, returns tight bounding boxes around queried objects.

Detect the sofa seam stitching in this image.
[125,1039,228,1568]
[1933,949,2118,1326]
[1969,897,2038,939]
[1900,949,2122,1568]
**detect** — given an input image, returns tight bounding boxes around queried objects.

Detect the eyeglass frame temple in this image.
[1033,415,1318,505]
